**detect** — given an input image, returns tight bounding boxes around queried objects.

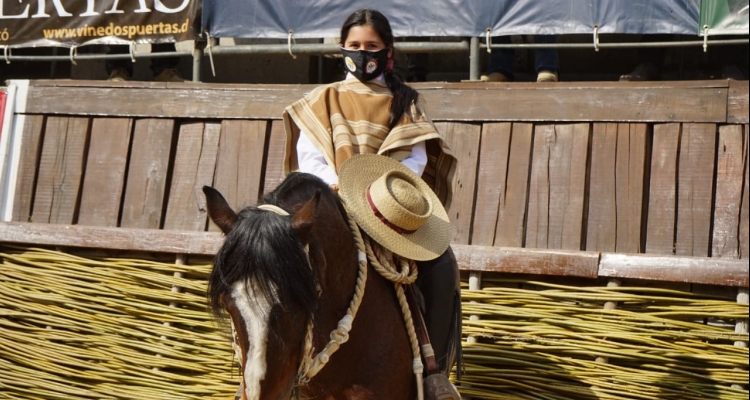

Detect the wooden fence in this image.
[1,79,747,283]
[0,78,747,399]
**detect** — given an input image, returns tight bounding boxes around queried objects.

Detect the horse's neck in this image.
[313,215,360,317]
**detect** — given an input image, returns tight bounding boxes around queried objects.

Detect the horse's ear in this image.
[203,186,238,234]
[291,189,321,244]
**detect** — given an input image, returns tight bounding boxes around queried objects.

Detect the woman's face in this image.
[343,25,392,58]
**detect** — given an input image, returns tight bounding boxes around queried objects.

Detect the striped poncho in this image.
[282,77,456,207]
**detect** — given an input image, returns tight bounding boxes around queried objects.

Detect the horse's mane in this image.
[208,173,339,321]
[261,172,348,223]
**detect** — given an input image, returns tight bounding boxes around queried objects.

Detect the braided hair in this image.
[340,9,420,130]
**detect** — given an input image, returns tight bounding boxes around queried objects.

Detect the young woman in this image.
[283,9,455,204]
[283,9,461,399]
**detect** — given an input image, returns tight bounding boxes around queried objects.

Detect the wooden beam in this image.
[414,79,733,89]
[451,245,600,278]
[0,221,223,255]
[22,80,730,123]
[599,253,748,287]
[727,81,749,124]
[2,222,746,286]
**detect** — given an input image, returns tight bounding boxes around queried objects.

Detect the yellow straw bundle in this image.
[455,279,749,399]
[1,246,748,399]
[0,246,237,400]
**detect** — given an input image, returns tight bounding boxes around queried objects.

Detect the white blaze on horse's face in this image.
[230,279,277,400]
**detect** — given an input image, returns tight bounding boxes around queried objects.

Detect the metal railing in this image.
[3,37,747,82]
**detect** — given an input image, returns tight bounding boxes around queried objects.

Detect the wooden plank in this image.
[599,253,748,287]
[263,120,287,195]
[526,123,589,250]
[437,122,481,245]
[675,123,716,257]
[494,123,533,247]
[24,84,308,121]
[585,123,649,253]
[120,119,174,229]
[410,79,730,91]
[471,122,511,246]
[712,125,746,258]
[11,115,44,222]
[77,118,133,227]
[451,245,600,278]
[727,81,749,124]
[526,125,552,249]
[31,117,89,224]
[0,222,597,278]
[586,123,618,252]
[34,78,730,91]
[4,221,747,286]
[23,81,729,123]
[554,123,590,250]
[163,122,221,231]
[210,120,268,231]
[646,123,680,255]
[0,221,223,255]
[615,123,648,253]
[430,86,726,123]
[741,125,749,260]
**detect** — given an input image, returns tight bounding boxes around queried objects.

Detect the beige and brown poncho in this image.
[283,77,456,207]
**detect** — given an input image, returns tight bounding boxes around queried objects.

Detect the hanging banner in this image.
[0,0,199,47]
[700,0,749,34]
[202,0,700,39]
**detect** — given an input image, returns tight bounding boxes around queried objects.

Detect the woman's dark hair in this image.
[340,9,419,130]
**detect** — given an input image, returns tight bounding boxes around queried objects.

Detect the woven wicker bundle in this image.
[1,246,748,399]
[0,246,237,400]
[455,278,749,400]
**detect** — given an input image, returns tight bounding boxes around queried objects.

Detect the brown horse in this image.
[203,172,416,399]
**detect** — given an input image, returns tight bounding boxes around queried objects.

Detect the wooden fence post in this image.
[155,254,186,372]
[595,279,622,364]
[732,288,748,390]
[466,272,482,344]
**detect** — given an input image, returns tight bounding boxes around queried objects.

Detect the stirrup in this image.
[424,374,460,400]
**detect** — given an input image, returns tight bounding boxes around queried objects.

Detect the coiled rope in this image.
[289,207,424,400]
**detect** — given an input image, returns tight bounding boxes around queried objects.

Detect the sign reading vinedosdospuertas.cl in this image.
[0,0,200,47]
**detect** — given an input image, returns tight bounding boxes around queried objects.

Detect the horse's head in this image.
[203,174,353,399]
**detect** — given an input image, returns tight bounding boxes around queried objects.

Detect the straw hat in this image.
[339,154,451,261]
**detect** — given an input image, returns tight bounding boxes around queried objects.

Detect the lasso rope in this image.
[288,206,425,400]
[351,214,426,400]
[294,210,369,382]
[362,233,424,400]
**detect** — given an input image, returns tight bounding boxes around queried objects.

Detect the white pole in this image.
[0,80,29,222]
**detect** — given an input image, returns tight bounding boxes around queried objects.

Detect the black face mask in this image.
[340,47,389,82]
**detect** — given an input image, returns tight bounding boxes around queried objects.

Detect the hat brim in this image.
[339,154,451,261]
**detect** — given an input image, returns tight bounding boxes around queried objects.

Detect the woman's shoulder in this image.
[301,80,347,100]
